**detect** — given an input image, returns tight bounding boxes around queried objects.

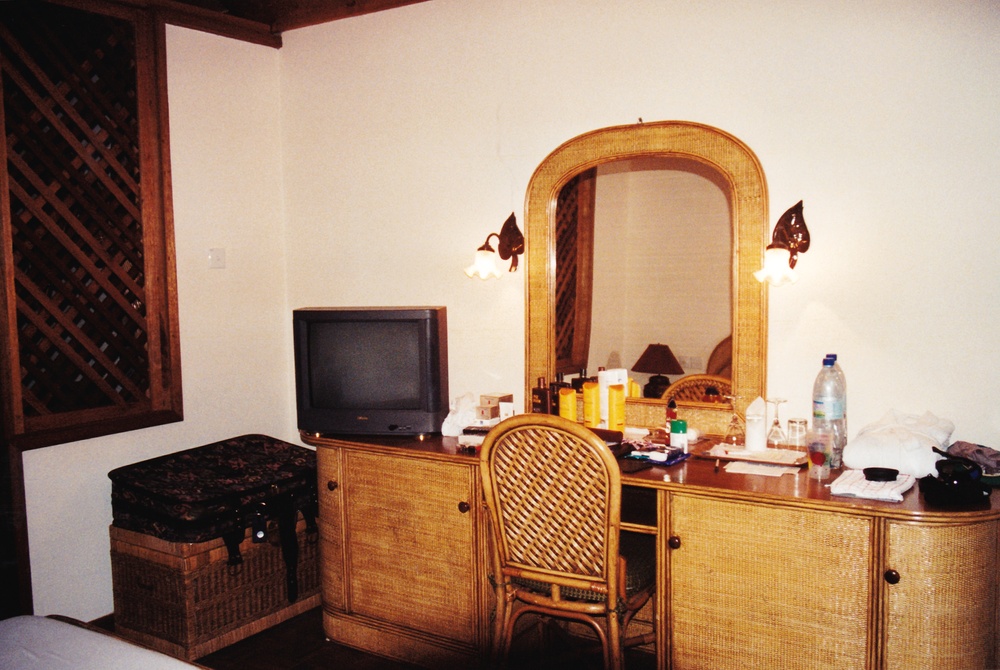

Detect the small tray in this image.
[695,445,808,467]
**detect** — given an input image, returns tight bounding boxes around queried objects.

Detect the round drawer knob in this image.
[458,501,471,514]
[668,536,681,550]
[884,569,900,585]
[327,480,338,491]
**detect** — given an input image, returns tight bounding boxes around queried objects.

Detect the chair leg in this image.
[606,614,623,670]
[490,594,516,668]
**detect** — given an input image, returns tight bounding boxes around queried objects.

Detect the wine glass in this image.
[766,398,788,449]
[723,395,745,447]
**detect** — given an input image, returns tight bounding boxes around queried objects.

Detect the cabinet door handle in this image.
[327,480,338,492]
[668,535,681,550]
[884,569,900,585]
[458,501,471,514]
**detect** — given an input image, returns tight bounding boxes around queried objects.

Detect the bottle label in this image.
[813,398,845,420]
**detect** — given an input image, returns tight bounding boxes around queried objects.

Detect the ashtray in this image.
[863,467,899,482]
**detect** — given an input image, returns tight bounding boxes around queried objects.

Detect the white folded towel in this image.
[830,469,916,502]
[841,409,954,478]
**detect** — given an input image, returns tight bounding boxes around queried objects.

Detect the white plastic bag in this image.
[441,392,478,437]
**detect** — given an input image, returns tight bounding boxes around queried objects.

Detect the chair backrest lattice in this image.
[662,374,732,404]
[482,416,621,588]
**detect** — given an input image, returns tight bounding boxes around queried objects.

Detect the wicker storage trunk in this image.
[108,435,321,660]
[110,520,320,660]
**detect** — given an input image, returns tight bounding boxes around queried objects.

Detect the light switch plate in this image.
[208,247,226,269]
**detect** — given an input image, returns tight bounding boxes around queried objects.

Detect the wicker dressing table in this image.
[304,431,1000,670]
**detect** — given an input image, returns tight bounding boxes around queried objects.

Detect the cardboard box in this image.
[476,404,500,420]
[480,393,514,407]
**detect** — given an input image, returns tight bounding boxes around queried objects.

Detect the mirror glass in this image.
[525,121,768,434]
[556,156,732,389]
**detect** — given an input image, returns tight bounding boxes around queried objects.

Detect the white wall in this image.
[279,0,1000,439]
[22,27,289,619]
[22,0,1000,618]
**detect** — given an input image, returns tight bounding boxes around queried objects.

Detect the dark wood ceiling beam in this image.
[50,0,429,47]
[266,0,430,32]
[56,0,284,48]
[145,0,282,47]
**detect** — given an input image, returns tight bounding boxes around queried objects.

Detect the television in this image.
[293,306,449,436]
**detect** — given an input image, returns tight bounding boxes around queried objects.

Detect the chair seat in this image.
[512,531,656,603]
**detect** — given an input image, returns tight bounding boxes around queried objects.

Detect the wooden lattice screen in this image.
[554,168,595,375]
[0,1,182,449]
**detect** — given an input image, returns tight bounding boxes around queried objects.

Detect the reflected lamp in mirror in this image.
[632,343,685,398]
[755,200,809,286]
[464,212,525,279]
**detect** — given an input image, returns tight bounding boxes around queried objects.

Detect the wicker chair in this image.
[661,374,732,404]
[479,414,656,670]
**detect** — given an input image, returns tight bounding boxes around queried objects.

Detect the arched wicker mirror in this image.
[524,121,768,434]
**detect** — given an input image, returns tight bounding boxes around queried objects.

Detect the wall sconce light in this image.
[755,200,809,286]
[464,212,524,279]
[631,343,685,398]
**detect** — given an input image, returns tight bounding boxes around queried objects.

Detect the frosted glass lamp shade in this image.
[465,248,503,279]
[754,246,798,286]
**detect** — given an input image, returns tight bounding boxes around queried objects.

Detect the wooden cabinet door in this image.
[882,519,998,669]
[667,494,873,670]
[342,451,481,644]
[316,445,346,611]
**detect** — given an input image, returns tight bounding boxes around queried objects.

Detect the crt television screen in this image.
[308,320,424,410]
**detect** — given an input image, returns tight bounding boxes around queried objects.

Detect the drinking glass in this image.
[766,398,788,449]
[787,418,808,453]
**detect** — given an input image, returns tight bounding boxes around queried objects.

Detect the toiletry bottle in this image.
[549,372,570,415]
[812,356,846,468]
[670,419,689,453]
[531,377,551,414]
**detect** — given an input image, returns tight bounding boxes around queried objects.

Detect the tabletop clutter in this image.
[445,355,997,506]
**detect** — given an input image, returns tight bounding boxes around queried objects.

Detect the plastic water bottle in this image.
[825,353,847,440]
[813,356,847,468]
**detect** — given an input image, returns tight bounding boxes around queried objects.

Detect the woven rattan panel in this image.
[343,451,478,642]
[883,519,998,669]
[317,446,346,611]
[668,494,871,669]
[111,521,320,658]
[492,425,609,577]
[1,4,151,419]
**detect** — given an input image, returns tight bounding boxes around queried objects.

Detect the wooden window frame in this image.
[0,0,183,452]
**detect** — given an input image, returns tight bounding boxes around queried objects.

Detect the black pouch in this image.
[918,447,991,507]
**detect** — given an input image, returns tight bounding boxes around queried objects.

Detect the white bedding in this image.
[0,615,202,669]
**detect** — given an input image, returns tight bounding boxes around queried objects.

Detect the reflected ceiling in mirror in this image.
[525,121,768,433]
